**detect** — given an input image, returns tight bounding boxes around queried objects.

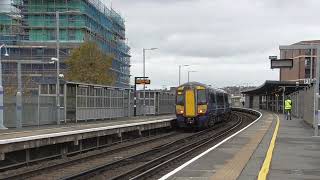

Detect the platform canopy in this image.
[241,80,309,96]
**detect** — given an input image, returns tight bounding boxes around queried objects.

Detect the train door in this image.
[185,89,196,117]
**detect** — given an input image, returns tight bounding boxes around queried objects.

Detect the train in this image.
[175,82,231,129]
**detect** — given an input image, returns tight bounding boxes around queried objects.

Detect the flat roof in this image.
[241,80,309,95]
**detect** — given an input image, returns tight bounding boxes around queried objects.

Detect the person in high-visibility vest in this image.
[285,97,292,120]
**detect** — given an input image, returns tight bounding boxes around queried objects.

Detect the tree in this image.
[4,74,35,97]
[65,42,115,85]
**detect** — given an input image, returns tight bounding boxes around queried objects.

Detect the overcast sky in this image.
[105,0,320,89]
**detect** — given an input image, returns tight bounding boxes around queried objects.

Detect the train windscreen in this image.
[176,91,184,105]
[197,89,207,105]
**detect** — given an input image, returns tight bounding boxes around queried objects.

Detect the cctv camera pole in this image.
[315,47,320,136]
[143,48,146,116]
[134,77,137,117]
[16,62,22,128]
[56,11,60,125]
[0,45,7,129]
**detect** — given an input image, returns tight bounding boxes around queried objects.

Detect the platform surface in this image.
[239,114,320,180]
[0,115,175,143]
[164,110,320,180]
[265,115,320,180]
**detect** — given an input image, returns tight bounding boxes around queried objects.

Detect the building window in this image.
[49,84,56,94]
[40,84,48,94]
[68,30,76,41]
[35,48,44,56]
[305,58,311,67]
[68,15,76,22]
[48,30,56,40]
[305,49,311,56]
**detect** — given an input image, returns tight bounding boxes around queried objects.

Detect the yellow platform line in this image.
[258,114,280,180]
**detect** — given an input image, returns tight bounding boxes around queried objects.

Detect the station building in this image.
[279,40,319,83]
[0,0,130,88]
[243,40,320,126]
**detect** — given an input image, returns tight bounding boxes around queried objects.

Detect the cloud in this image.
[107,0,320,88]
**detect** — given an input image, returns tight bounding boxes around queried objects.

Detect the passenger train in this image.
[175,82,231,129]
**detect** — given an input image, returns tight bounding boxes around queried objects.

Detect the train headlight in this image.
[197,105,207,114]
[176,106,184,115]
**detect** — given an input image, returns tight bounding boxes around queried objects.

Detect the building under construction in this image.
[0,0,130,89]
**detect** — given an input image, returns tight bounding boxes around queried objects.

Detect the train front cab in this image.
[176,86,209,129]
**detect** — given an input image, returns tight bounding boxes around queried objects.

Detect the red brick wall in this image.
[279,48,316,81]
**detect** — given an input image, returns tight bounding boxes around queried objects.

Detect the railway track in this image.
[61,111,254,180]
[1,110,258,180]
[109,112,244,180]
[0,131,188,180]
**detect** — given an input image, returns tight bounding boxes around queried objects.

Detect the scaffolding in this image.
[0,0,130,88]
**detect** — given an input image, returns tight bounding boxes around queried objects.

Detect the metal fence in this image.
[3,81,176,128]
[136,90,175,116]
[40,82,132,123]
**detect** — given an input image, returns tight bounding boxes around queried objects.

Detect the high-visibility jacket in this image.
[285,99,292,110]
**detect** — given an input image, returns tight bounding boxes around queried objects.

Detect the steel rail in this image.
[61,112,242,180]
[1,131,180,180]
[112,113,244,180]
[60,124,227,180]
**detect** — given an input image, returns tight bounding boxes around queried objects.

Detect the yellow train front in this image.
[175,82,231,129]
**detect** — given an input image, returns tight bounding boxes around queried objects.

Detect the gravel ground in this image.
[26,132,191,180]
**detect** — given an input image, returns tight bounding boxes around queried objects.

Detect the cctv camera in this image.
[59,74,64,78]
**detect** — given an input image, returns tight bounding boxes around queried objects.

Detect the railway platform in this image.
[0,115,175,162]
[162,110,320,180]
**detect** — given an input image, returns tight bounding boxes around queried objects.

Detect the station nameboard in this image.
[135,79,151,85]
[271,59,293,69]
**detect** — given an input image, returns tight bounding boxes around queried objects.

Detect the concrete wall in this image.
[287,86,313,126]
[244,95,260,109]
[297,86,314,126]
[244,95,250,108]
[252,96,260,109]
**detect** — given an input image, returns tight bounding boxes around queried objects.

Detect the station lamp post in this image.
[50,57,62,125]
[178,64,190,86]
[187,70,197,83]
[0,44,9,129]
[53,10,79,124]
[142,48,158,116]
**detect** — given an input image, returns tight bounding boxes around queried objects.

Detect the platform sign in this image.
[269,56,278,60]
[271,59,293,69]
[135,78,151,85]
[304,78,311,84]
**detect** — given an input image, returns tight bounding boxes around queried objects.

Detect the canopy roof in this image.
[241,80,309,95]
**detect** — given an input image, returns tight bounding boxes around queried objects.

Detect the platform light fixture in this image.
[0,44,8,129]
[142,47,158,116]
[51,57,61,125]
[178,64,190,86]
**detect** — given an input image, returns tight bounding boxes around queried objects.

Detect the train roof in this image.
[178,82,229,94]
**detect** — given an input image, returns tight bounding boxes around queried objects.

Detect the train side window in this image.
[210,93,216,103]
[217,93,224,106]
[224,94,228,104]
